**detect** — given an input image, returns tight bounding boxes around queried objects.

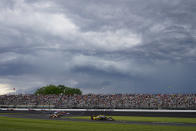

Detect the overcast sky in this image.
[0,0,196,95]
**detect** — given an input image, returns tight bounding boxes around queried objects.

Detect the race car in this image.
[49,113,59,118]
[49,111,70,119]
[90,115,114,121]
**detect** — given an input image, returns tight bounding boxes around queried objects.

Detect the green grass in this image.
[0,116,196,131]
[64,116,196,124]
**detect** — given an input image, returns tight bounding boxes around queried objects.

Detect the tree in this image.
[35,85,82,95]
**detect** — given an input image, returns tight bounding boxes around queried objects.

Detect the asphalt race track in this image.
[1,110,196,127]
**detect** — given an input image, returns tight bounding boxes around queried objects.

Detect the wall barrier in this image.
[1,108,196,112]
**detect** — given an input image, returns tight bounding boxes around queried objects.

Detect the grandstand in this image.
[0,94,196,109]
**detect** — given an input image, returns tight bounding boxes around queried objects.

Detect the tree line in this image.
[34,85,82,95]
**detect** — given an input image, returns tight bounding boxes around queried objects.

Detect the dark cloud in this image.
[0,0,196,94]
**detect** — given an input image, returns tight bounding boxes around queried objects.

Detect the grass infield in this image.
[64,116,196,124]
[0,116,196,131]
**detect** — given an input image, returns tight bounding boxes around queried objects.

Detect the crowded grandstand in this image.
[0,94,196,109]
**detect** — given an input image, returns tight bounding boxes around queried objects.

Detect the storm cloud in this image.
[0,0,196,95]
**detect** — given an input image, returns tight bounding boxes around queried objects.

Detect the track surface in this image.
[1,110,196,127]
